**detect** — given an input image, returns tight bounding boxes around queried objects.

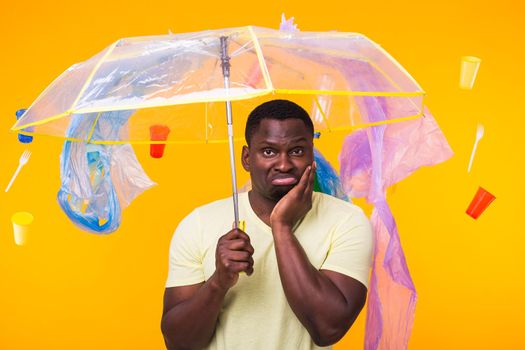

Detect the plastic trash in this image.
[460,56,481,89]
[279,13,299,32]
[313,148,349,202]
[149,125,170,158]
[467,123,484,173]
[466,186,495,219]
[57,111,155,234]
[12,211,34,246]
[5,150,31,192]
[15,109,33,143]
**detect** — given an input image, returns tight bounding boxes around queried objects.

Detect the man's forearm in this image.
[272,225,353,346]
[161,273,227,350]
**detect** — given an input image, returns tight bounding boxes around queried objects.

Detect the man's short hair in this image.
[245,99,314,146]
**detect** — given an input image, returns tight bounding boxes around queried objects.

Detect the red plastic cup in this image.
[149,125,170,158]
[466,186,496,219]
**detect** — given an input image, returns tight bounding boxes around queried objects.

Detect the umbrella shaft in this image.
[225,77,239,228]
[226,99,240,229]
[221,36,239,229]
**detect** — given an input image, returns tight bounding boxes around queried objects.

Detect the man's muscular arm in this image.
[161,229,254,350]
[270,163,368,346]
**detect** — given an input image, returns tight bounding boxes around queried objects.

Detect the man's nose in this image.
[274,153,294,172]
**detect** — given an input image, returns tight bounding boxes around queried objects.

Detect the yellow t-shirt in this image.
[166,191,373,350]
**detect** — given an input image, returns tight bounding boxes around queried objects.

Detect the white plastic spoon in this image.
[468,124,484,173]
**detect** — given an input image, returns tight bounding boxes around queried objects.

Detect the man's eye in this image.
[263,149,275,156]
[290,148,304,155]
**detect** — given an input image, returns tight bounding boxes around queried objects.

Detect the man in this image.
[161,99,373,350]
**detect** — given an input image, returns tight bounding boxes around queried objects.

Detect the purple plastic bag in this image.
[340,106,453,349]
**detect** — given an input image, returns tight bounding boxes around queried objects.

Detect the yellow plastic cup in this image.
[11,212,34,246]
[460,56,481,89]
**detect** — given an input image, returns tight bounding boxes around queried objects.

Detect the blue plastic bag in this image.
[57,111,155,234]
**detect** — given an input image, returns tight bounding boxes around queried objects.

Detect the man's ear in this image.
[241,145,250,171]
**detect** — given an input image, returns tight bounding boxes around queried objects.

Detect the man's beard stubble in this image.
[267,186,293,202]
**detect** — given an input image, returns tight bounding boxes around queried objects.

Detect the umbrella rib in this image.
[327,111,424,132]
[230,40,255,58]
[313,96,332,131]
[10,110,71,131]
[370,39,424,91]
[86,112,103,143]
[365,59,424,114]
[247,26,273,91]
[275,89,424,97]
[70,40,120,112]
[73,89,274,114]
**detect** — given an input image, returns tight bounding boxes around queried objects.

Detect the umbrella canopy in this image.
[12,26,425,144]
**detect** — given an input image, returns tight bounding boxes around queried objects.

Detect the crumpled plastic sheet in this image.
[279,13,300,32]
[340,106,453,350]
[57,110,155,234]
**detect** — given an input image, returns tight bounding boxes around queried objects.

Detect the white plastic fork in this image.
[5,150,32,192]
[467,123,484,173]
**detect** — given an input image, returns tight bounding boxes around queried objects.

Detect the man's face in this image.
[242,118,314,202]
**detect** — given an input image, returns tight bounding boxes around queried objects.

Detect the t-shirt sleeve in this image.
[320,208,374,289]
[165,209,206,288]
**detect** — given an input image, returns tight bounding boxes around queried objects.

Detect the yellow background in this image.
[1,0,523,349]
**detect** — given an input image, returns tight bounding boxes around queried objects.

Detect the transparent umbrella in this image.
[11,25,426,228]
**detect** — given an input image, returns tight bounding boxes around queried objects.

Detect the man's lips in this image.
[271,176,298,186]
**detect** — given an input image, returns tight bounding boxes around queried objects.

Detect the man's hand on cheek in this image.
[270,161,316,231]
